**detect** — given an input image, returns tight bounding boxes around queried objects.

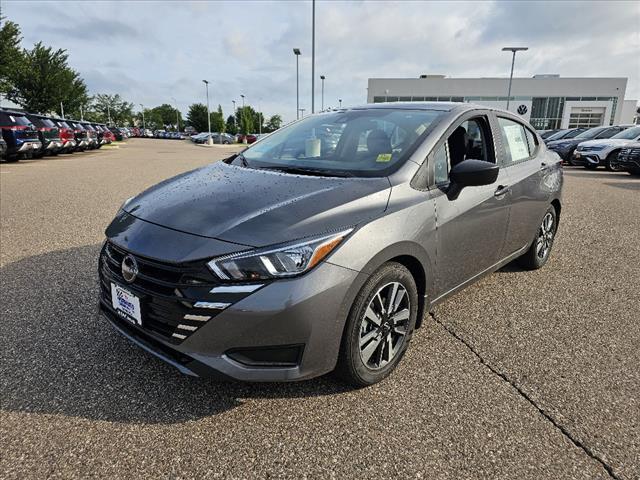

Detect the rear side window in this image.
[524,128,538,154]
[498,117,531,164]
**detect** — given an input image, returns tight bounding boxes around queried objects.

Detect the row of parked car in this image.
[188,132,270,145]
[540,124,640,174]
[0,108,127,162]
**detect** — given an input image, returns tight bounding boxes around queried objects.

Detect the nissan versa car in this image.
[99,103,562,386]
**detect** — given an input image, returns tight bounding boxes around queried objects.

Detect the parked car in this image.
[144,129,154,138]
[80,122,100,149]
[51,119,77,153]
[546,125,630,162]
[543,128,588,143]
[537,129,560,139]
[26,114,63,157]
[0,137,7,159]
[614,141,640,175]
[237,133,258,144]
[572,126,640,171]
[109,127,124,142]
[65,120,91,151]
[0,109,41,161]
[99,102,562,386]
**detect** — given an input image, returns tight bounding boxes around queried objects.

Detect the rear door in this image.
[427,111,512,298]
[493,114,551,255]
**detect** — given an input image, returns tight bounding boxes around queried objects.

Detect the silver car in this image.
[99,103,562,386]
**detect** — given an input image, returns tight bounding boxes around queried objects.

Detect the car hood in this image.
[578,139,635,147]
[123,161,391,247]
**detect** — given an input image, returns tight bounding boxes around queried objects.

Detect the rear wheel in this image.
[517,205,558,270]
[335,262,418,387]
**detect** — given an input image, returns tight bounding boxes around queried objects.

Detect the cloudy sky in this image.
[4,0,639,121]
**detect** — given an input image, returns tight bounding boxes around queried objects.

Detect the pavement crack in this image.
[429,311,621,480]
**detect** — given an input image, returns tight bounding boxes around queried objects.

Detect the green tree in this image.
[4,41,89,115]
[187,103,209,132]
[265,114,283,132]
[225,115,237,135]
[0,17,23,97]
[147,103,182,130]
[91,94,134,126]
[235,106,256,135]
[210,104,225,133]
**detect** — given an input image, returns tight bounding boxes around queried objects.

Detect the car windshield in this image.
[545,130,570,141]
[574,127,607,139]
[241,109,444,177]
[611,126,640,140]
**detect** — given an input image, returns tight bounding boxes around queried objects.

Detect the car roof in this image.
[347,102,467,112]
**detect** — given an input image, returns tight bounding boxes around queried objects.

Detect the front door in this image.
[430,114,511,298]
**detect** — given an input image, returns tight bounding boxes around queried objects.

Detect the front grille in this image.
[619,147,640,160]
[99,242,265,344]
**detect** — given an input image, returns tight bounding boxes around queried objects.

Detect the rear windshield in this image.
[241,109,445,177]
[55,120,71,128]
[0,112,33,126]
[34,117,57,128]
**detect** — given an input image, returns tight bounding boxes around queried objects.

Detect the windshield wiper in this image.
[258,166,354,178]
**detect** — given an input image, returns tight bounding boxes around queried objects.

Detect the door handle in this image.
[494,185,511,197]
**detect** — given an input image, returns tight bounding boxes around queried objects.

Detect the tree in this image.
[91,93,134,126]
[0,17,22,96]
[4,41,89,115]
[235,106,256,135]
[145,103,182,130]
[265,114,283,132]
[187,103,209,132]
[210,104,225,133]
[225,115,237,135]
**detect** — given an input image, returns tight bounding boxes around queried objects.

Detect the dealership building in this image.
[367,75,638,130]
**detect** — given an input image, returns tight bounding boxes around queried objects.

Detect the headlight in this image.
[208,229,353,281]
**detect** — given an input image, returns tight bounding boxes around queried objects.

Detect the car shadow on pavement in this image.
[0,244,350,425]
[603,181,640,191]
[563,169,634,180]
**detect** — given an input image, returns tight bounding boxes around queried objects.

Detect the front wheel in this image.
[517,205,558,270]
[335,262,418,387]
[605,151,622,172]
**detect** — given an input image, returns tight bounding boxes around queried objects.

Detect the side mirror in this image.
[450,159,499,187]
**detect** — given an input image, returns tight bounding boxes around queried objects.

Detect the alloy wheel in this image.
[535,212,555,259]
[358,282,410,370]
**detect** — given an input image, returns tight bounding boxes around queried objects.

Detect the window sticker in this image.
[376,153,392,162]
[503,124,529,161]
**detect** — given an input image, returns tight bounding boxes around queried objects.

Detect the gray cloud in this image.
[4,0,639,122]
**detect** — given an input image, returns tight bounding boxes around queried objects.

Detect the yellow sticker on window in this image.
[376,153,392,162]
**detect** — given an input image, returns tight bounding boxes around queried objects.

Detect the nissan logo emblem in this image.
[121,255,139,283]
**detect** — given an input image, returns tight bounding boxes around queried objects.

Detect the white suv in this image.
[573,126,640,171]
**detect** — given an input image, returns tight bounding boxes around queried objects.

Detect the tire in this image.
[335,262,418,387]
[517,205,558,270]
[605,151,622,172]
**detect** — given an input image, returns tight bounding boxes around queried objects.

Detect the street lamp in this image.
[138,104,144,130]
[320,75,325,111]
[338,99,342,108]
[202,80,212,145]
[311,0,315,113]
[240,94,245,109]
[293,48,301,119]
[232,100,237,132]
[502,47,528,110]
[171,97,180,131]
[299,108,306,118]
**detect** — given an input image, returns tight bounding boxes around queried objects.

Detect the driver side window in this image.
[432,116,492,184]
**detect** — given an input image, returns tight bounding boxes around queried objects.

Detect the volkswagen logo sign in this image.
[121,255,139,283]
[517,104,528,115]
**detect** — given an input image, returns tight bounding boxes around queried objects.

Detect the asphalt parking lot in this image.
[1,139,638,479]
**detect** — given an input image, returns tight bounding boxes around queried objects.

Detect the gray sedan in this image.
[99,102,562,386]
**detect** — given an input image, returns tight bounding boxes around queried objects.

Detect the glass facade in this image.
[371,95,618,130]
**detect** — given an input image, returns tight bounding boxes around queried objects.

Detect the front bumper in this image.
[18,141,42,152]
[99,248,362,381]
[46,140,63,150]
[572,150,603,166]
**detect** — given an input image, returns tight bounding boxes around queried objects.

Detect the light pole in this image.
[60,102,65,119]
[293,48,301,119]
[171,97,180,131]
[232,100,237,133]
[138,104,144,131]
[338,99,342,108]
[502,47,528,110]
[108,104,113,126]
[299,108,305,118]
[240,94,245,109]
[203,80,212,145]
[311,0,315,113]
[320,75,325,111]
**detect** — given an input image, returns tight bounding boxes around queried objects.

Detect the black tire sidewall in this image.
[339,262,418,387]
